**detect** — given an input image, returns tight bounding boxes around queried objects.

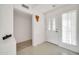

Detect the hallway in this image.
[17,42,78,55]
[0,4,79,55]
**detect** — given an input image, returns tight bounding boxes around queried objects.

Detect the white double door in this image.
[62,10,77,46]
[46,10,78,52]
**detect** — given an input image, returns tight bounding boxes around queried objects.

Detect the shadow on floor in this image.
[17,39,32,51]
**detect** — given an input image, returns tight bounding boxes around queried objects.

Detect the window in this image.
[48,18,51,31]
[52,18,56,31]
[62,10,77,45]
[48,17,56,31]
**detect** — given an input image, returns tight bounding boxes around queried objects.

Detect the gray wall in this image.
[14,9,32,43]
[77,8,79,48]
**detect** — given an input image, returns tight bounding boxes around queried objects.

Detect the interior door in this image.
[0,5,16,55]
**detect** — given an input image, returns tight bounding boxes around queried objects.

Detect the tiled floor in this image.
[17,42,78,55]
[17,40,32,51]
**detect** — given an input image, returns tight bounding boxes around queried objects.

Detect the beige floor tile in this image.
[17,42,79,55]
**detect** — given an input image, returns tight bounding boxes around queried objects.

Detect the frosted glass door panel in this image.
[62,10,77,46]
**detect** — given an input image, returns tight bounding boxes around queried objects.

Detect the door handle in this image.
[56,28,59,32]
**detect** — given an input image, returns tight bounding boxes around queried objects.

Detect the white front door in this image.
[60,10,78,52]
[62,10,77,46]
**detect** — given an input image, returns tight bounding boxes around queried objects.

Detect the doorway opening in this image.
[13,9,32,52]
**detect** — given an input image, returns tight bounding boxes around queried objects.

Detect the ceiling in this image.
[25,4,66,13]
[14,4,67,14]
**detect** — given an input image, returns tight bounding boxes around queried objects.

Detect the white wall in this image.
[0,5,16,55]
[32,13,45,46]
[14,9,32,43]
[45,5,79,53]
[14,5,46,46]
